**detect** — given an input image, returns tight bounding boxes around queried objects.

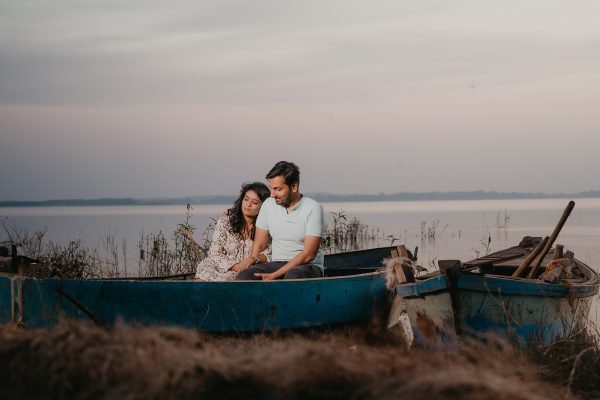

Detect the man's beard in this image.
[277,193,292,207]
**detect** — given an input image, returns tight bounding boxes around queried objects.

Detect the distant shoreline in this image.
[1,190,599,207]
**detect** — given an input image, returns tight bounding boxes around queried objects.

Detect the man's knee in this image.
[236,262,284,280]
[236,268,259,280]
[283,265,321,279]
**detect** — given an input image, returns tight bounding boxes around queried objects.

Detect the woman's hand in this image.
[231,257,255,272]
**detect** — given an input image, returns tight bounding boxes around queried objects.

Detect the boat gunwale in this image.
[109,269,387,283]
[457,270,599,298]
[395,258,599,299]
[395,274,450,298]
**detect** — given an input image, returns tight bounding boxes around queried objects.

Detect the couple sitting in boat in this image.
[194,161,325,281]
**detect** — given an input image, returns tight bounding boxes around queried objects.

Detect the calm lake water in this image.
[2,198,600,273]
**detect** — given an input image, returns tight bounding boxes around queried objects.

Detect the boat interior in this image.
[95,246,395,281]
[322,246,394,277]
[413,236,596,284]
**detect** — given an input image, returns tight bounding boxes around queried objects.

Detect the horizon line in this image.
[1,189,600,207]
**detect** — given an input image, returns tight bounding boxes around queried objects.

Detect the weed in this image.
[496,209,511,229]
[385,235,399,246]
[136,206,215,277]
[528,324,600,398]
[322,211,379,253]
[1,220,46,260]
[0,205,215,279]
[472,233,492,258]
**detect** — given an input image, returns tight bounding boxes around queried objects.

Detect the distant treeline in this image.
[2,190,600,207]
[312,190,600,202]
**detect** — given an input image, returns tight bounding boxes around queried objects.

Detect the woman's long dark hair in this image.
[226,182,270,240]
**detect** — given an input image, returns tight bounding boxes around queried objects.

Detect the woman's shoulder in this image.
[216,213,228,222]
[214,214,232,229]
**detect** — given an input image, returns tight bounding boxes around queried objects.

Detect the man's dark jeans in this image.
[235,261,322,280]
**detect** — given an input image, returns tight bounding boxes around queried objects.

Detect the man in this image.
[234,161,324,280]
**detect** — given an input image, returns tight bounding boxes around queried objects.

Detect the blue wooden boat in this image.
[395,239,599,347]
[393,272,457,347]
[0,247,393,331]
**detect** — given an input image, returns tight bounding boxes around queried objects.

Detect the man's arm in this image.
[230,227,269,272]
[250,227,269,258]
[255,235,321,280]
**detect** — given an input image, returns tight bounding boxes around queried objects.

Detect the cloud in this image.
[2,0,599,107]
[1,0,600,199]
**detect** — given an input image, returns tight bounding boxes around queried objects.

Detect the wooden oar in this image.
[527,200,575,279]
[511,236,549,278]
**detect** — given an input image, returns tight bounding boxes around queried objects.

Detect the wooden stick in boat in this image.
[552,244,564,260]
[396,245,408,258]
[392,245,415,284]
[527,200,575,279]
[511,236,549,278]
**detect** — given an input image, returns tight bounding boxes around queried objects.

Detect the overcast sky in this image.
[1,1,599,201]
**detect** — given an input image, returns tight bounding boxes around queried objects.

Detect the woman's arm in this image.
[196,217,236,275]
[231,227,269,272]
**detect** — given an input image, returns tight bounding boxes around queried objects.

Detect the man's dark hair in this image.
[266,161,300,186]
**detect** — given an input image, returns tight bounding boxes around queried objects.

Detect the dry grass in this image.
[0,319,569,400]
[528,326,600,399]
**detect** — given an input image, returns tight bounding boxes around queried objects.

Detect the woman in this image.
[194,182,271,281]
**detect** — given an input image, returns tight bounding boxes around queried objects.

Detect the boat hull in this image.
[395,275,456,347]
[2,273,387,331]
[457,273,597,345]
[396,270,598,346]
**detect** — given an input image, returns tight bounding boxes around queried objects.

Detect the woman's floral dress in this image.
[194,215,271,281]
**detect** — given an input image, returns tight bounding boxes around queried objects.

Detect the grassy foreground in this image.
[2,319,597,400]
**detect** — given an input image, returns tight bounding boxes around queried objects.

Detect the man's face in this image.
[268,176,297,207]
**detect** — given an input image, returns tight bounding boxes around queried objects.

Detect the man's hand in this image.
[254,272,277,281]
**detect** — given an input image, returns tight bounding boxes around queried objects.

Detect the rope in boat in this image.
[539,258,573,278]
[539,257,578,309]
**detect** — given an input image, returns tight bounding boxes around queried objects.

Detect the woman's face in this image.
[241,190,263,219]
